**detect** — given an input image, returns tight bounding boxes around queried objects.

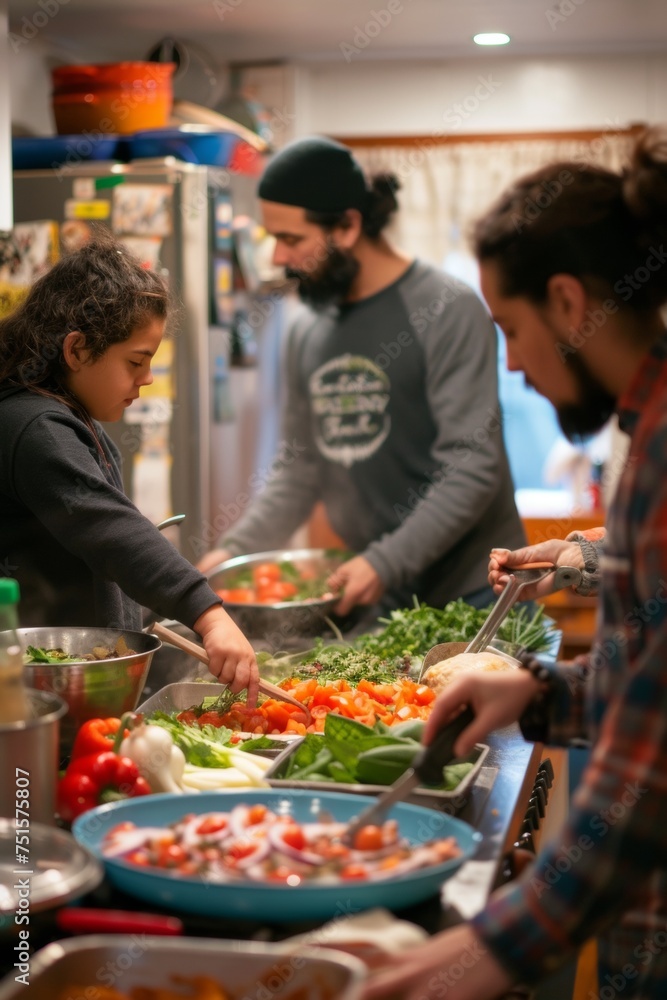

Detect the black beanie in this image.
[258,136,368,213]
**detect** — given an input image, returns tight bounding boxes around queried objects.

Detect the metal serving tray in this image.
[0,934,366,999]
[137,682,301,754]
[265,738,490,811]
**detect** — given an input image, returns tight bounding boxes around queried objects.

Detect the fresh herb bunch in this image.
[356,598,552,662]
[237,598,553,687]
[288,638,402,685]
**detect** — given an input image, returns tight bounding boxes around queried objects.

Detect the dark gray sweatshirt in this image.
[222,262,525,607]
[0,385,220,629]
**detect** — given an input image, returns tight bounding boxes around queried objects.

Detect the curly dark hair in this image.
[473,127,667,314]
[0,228,170,399]
[306,172,401,239]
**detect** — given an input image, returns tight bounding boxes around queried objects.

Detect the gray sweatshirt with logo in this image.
[222,261,525,607]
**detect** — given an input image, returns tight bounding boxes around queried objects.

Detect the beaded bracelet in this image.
[518,654,552,685]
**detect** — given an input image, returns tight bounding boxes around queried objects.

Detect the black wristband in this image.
[517,653,553,743]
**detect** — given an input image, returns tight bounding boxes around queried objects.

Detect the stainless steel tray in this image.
[137,681,301,751]
[265,738,490,810]
[0,934,366,999]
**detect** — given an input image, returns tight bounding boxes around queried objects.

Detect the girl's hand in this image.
[424,669,541,758]
[193,606,259,707]
[489,540,584,600]
[362,924,513,1000]
[328,556,385,616]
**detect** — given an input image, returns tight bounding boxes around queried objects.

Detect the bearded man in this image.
[199,136,524,619]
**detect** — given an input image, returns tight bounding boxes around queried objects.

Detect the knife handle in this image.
[413,707,475,786]
[56,908,183,936]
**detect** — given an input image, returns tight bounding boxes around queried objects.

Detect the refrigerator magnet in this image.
[120,236,163,270]
[112,184,173,237]
[64,199,111,221]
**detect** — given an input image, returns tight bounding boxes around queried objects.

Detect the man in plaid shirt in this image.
[364,129,667,999]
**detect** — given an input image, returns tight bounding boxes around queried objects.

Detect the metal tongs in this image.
[419,562,582,679]
[342,707,475,843]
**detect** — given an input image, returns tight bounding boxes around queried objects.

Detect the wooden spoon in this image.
[150,622,311,723]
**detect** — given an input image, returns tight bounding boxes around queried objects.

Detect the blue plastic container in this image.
[129,127,239,166]
[12,135,127,170]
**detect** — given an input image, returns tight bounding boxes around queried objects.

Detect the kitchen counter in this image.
[0,724,543,981]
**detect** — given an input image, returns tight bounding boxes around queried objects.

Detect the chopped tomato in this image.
[256,581,299,603]
[352,825,384,852]
[225,841,258,862]
[216,587,257,603]
[252,562,282,584]
[267,865,301,883]
[281,824,306,851]
[196,815,228,836]
[339,863,370,880]
[156,844,189,868]
[247,804,268,825]
[196,711,228,727]
[125,850,151,866]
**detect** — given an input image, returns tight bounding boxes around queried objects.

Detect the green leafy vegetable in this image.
[25,645,80,664]
[148,711,236,767]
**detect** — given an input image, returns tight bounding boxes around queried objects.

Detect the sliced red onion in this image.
[224,837,271,871]
[267,824,325,866]
[228,804,275,839]
[301,821,347,840]
[178,813,231,848]
[102,826,166,858]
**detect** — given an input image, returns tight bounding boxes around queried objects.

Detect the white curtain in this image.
[354,133,637,266]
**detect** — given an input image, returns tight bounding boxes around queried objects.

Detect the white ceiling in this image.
[7,0,666,64]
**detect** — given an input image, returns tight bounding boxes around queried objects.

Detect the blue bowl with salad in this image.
[205,548,350,643]
[72,788,481,922]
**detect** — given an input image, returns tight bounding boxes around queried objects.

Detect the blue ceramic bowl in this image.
[12,135,128,170]
[129,127,239,166]
[73,789,482,923]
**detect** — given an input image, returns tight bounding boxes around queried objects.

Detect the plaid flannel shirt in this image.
[473,331,667,997]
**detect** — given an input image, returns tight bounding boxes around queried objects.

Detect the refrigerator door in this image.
[12,161,211,563]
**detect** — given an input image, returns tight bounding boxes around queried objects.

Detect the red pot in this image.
[52,62,175,135]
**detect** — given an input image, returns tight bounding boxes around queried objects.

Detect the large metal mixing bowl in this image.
[206,548,347,645]
[19,627,160,755]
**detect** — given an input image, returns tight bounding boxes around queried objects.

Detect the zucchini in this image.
[356,743,420,786]
[389,719,426,742]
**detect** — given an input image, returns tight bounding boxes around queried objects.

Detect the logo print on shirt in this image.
[309,354,391,468]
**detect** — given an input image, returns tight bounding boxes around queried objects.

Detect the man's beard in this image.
[286,245,360,310]
[555,346,617,442]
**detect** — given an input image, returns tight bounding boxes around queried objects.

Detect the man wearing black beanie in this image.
[200,136,524,619]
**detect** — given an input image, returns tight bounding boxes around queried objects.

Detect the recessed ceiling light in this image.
[473,32,511,46]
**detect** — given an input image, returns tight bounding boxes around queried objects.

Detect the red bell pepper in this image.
[57,751,151,822]
[70,717,127,761]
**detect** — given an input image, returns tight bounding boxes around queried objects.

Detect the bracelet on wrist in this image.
[518,654,552,685]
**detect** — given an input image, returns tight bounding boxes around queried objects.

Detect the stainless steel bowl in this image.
[19,627,160,755]
[0,820,102,935]
[206,547,347,644]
